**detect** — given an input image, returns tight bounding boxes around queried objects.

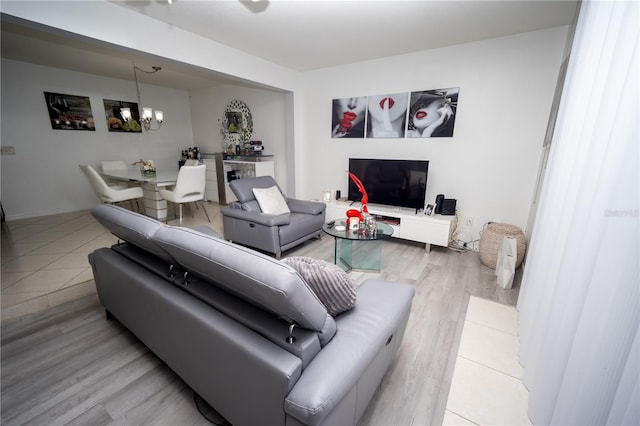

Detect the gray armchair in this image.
[221,176,326,258]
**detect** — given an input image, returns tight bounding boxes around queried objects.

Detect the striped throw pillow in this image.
[282,257,356,316]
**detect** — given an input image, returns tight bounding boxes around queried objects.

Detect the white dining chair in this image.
[100,159,139,189]
[159,165,211,224]
[80,164,144,212]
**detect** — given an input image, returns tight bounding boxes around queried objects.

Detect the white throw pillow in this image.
[252,185,291,215]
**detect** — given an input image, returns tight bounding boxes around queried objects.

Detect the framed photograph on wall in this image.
[44,92,95,130]
[331,96,367,138]
[366,93,409,138]
[103,99,142,132]
[407,87,459,138]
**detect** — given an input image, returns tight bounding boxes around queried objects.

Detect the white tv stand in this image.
[324,201,455,252]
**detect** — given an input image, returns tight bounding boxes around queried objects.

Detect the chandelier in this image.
[120,65,164,131]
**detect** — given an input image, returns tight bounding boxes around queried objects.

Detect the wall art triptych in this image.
[331,87,459,139]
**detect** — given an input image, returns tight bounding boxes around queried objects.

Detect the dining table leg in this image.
[141,182,171,222]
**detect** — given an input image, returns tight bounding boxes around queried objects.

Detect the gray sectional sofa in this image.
[88,204,414,426]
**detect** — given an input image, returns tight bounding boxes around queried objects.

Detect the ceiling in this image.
[0,0,579,91]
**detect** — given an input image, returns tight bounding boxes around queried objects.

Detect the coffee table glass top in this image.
[322,220,393,272]
[322,220,394,241]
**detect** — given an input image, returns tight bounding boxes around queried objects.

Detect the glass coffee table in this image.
[322,220,394,272]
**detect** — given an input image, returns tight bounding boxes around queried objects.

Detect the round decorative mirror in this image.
[222,100,253,142]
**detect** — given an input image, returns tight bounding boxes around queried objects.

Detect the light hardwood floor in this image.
[1,206,521,425]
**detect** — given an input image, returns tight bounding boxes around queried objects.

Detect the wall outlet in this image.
[1,146,16,155]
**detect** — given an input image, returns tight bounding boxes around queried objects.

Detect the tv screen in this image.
[348,158,429,210]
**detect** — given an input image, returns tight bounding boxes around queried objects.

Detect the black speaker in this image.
[441,198,457,215]
[434,194,445,214]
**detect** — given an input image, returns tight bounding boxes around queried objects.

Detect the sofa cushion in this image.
[152,226,336,342]
[253,185,291,215]
[230,175,281,204]
[286,198,326,215]
[278,212,324,247]
[282,257,356,316]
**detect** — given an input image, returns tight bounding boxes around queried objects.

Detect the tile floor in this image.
[444,296,531,425]
[0,203,224,324]
[1,206,530,425]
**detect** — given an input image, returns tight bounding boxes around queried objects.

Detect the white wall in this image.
[0,59,194,219]
[296,27,568,243]
[189,85,289,193]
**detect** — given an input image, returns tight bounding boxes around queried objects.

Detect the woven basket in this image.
[479,223,527,269]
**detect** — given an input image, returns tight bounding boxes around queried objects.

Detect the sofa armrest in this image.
[221,207,291,226]
[285,279,414,426]
[287,199,326,215]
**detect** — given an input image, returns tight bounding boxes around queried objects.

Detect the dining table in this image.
[101,168,179,221]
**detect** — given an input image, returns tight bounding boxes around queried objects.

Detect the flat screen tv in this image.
[348,158,429,211]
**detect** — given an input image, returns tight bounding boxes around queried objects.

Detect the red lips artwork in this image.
[339,111,357,134]
[378,97,395,110]
[415,110,428,119]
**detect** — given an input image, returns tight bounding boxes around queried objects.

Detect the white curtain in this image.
[517,0,639,425]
